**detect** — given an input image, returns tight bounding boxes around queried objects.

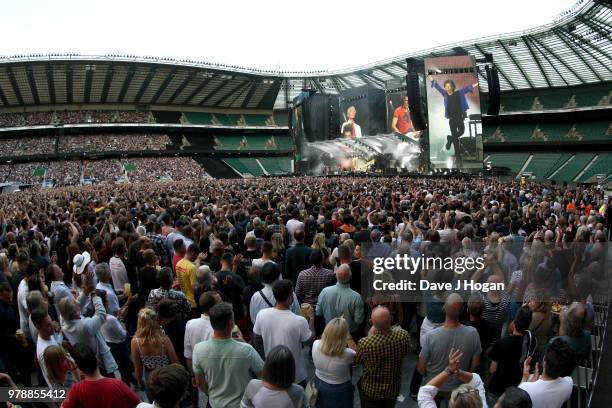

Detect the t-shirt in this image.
[488,334,524,395]
[312,340,355,384]
[253,308,312,383]
[36,334,60,387]
[184,315,213,360]
[393,106,413,134]
[240,379,305,408]
[62,378,140,408]
[192,338,264,408]
[519,377,573,408]
[109,256,128,293]
[175,258,197,307]
[420,325,482,392]
[285,219,304,246]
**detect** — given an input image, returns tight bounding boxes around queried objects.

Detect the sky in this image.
[1,0,579,71]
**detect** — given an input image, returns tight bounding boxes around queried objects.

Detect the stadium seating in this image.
[483,121,610,144]
[498,85,611,113]
[522,153,571,178]
[183,112,215,125]
[485,153,530,173]
[257,157,293,174]
[575,154,612,182]
[549,153,595,182]
[273,111,288,126]
[222,158,264,177]
[244,114,273,126]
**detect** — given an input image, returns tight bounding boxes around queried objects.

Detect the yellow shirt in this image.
[175,258,197,307]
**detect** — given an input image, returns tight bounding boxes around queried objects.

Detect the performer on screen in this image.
[428,74,478,166]
[340,106,362,138]
[391,96,414,135]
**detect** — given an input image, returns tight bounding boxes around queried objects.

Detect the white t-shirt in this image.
[285,219,304,246]
[312,340,355,384]
[251,258,275,272]
[109,256,128,293]
[96,282,120,315]
[253,308,311,383]
[101,315,127,344]
[17,279,30,338]
[184,315,214,359]
[37,334,60,387]
[519,377,573,408]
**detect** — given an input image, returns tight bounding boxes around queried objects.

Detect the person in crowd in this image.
[249,262,301,325]
[493,386,532,408]
[312,317,357,408]
[46,264,72,319]
[137,364,190,408]
[285,229,312,283]
[138,249,159,304]
[417,349,487,408]
[59,288,119,377]
[171,239,186,274]
[295,249,336,309]
[175,243,200,309]
[466,294,497,359]
[215,252,246,329]
[43,344,79,388]
[61,343,141,408]
[489,305,534,397]
[316,264,364,339]
[519,338,576,408]
[147,267,191,321]
[286,209,305,247]
[549,302,591,364]
[193,302,264,408]
[156,300,186,366]
[482,275,510,339]
[131,308,179,400]
[252,279,313,387]
[109,238,132,295]
[95,262,120,315]
[101,294,136,386]
[356,306,410,408]
[241,345,307,408]
[31,308,62,387]
[418,294,482,400]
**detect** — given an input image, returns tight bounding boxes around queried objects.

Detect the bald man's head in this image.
[444,293,463,321]
[336,264,351,284]
[371,306,392,332]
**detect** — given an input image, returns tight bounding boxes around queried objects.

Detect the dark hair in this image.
[187,243,201,254]
[443,79,456,91]
[262,345,295,389]
[497,386,532,408]
[272,279,293,303]
[111,237,126,256]
[261,241,273,254]
[309,249,323,266]
[294,229,305,242]
[0,282,13,294]
[71,343,98,374]
[261,262,281,284]
[208,302,234,331]
[514,305,533,333]
[173,239,185,251]
[157,267,174,289]
[337,244,352,261]
[544,338,577,378]
[467,294,484,317]
[147,364,190,408]
[199,291,220,314]
[221,252,234,263]
[30,308,48,328]
[156,299,178,320]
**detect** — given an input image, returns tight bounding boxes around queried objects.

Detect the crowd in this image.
[0,110,153,128]
[0,176,609,408]
[0,134,171,160]
[0,157,204,186]
[59,134,170,153]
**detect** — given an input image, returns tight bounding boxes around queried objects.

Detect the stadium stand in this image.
[548,153,596,182]
[575,153,612,182]
[485,153,529,173]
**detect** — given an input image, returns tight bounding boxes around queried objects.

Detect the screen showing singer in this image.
[340,105,362,138]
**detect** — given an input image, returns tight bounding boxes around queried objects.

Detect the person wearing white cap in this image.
[73,251,97,292]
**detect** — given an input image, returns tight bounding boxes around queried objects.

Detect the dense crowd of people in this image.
[0,110,153,128]
[0,176,609,408]
[0,134,171,159]
[0,157,205,185]
[59,134,170,153]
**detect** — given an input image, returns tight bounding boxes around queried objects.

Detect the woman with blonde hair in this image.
[270,232,285,266]
[312,233,331,268]
[311,318,357,408]
[43,345,79,388]
[131,308,179,401]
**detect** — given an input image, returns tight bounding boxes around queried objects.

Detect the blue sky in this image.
[1,0,578,71]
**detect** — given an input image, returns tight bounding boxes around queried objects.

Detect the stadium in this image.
[0,0,610,407]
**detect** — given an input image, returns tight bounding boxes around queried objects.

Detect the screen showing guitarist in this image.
[391,96,414,135]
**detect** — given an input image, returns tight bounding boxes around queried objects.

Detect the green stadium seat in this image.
[536,123,572,142]
[223,158,264,177]
[274,135,294,150]
[244,115,272,126]
[500,95,532,112]
[576,154,612,182]
[486,153,530,173]
[533,94,568,110]
[549,153,595,182]
[573,88,610,108]
[257,157,292,175]
[247,135,269,150]
[499,124,536,143]
[573,121,609,142]
[214,135,248,150]
[273,111,289,126]
[184,112,214,125]
[523,153,571,178]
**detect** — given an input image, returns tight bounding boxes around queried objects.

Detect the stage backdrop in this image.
[424,56,483,170]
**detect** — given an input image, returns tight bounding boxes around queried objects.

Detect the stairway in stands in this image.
[192,157,241,179]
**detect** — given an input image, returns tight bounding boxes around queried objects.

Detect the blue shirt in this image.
[316,282,364,333]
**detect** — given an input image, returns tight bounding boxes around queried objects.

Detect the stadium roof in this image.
[0,0,609,110]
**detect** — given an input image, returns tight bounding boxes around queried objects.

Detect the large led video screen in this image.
[425,56,483,170]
